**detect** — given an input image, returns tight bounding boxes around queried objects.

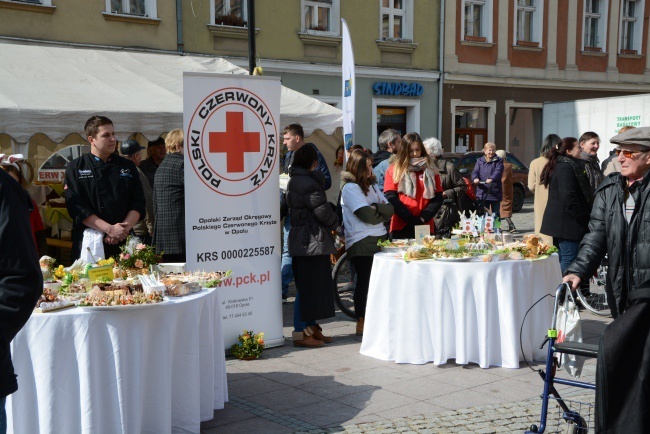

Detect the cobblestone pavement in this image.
[201,199,607,434]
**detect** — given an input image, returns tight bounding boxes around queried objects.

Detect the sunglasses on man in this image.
[614,149,648,158]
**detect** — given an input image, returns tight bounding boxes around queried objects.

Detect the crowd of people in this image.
[280,126,527,349]
[4,112,650,432]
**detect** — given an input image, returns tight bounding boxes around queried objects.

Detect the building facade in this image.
[0,0,442,152]
[443,0,650,166]
[185,0,442,150]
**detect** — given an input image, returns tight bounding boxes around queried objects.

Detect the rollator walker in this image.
[526,283,600,433]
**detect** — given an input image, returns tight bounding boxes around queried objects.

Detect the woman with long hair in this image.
[540,137,592,273]
[340,150,394,336]
[578,131,604,194]
[283,145,339,347]
[471,142,504,217]
[383,133,443,239]
[528,134,560,245]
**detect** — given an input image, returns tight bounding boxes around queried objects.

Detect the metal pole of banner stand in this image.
[247,0,256,75]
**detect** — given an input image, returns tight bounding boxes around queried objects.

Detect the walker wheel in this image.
[529,424,539,432]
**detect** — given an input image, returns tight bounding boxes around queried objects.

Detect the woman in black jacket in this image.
[540,137,593,273]
[283,145,339,348]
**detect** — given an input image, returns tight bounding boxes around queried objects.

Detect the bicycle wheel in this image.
[577,263,611,316]
[332,252,356,319]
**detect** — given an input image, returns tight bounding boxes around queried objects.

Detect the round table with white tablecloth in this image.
[7,288,227,434]
[360,253,562,368]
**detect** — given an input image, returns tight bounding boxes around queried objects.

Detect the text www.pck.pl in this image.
[215,270,271,288]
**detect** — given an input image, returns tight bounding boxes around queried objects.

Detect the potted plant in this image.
[230,330,265,360]
[214,13,247,27]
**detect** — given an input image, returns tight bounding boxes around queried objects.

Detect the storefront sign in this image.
[184,72,283,349]
[373,81,424,97]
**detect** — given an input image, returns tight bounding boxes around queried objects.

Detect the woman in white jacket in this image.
[340,150,394,336]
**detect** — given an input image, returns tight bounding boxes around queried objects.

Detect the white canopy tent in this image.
[0,40,342,144]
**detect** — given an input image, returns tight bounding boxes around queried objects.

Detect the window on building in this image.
[515,0,543,45]
[301,0,340,35]
[584,0,608,50]
[462,0,492,42]
[109,0,150,16]
[213,0,247,26]
[620,0,645,53]
[380,0,413,41]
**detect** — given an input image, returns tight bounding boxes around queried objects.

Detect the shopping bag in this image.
[434,200,460,237]
[556,290,585,378]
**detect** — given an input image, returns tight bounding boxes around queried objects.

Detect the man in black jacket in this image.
[0,169,42,433]
[64,116,146,260]
[564,126,650,433]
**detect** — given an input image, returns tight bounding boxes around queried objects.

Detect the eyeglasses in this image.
[614,149,646,158]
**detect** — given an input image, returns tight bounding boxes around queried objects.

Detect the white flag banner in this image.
[342,18,356,157]
[183,72,284,349]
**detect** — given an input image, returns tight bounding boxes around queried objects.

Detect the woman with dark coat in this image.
[578,131,604,194]
[540,137,592,273]
[1,169,42,428]
[423,137,467,237]
[471,142,504,217]
[283,145,339,348]
[153,129,186,262]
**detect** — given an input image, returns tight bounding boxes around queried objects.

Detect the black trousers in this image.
[350,255,374,319]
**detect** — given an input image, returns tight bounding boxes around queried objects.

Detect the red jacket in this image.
[384,164,443,233]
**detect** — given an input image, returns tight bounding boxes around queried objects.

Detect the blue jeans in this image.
[0,395,6,434]
[555,238,580,274]
[293,291,315,332]
[281,216,293,298]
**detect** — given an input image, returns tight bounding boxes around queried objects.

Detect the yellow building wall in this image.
[0,0,177,50]
[181,0,439,70]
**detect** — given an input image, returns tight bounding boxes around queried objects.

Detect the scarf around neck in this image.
[397,157,437,199]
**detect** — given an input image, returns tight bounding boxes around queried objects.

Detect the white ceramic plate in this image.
[434,256,473,262]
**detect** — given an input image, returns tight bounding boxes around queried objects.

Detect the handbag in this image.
[434,199,460,237]
[556,290,585,378]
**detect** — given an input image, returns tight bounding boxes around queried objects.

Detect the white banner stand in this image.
[183,72,284,349]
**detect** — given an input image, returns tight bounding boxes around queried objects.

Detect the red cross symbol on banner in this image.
[209,111,261,173]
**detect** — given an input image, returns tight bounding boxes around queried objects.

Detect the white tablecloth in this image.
[360,253,561,368]
[8,289,228,434]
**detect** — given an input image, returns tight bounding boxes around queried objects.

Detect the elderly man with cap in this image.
[563,126,650,433]
[140,137,166,188]
[120,139,154,244]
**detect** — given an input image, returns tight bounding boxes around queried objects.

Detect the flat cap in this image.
[610,126,650,149]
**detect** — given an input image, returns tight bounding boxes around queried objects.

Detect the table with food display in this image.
[360,234,562,369]
[7,254,231,434]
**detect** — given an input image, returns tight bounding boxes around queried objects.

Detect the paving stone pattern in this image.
[200,200,607,433]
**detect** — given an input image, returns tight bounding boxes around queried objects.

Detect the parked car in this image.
[442,152,531,213]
